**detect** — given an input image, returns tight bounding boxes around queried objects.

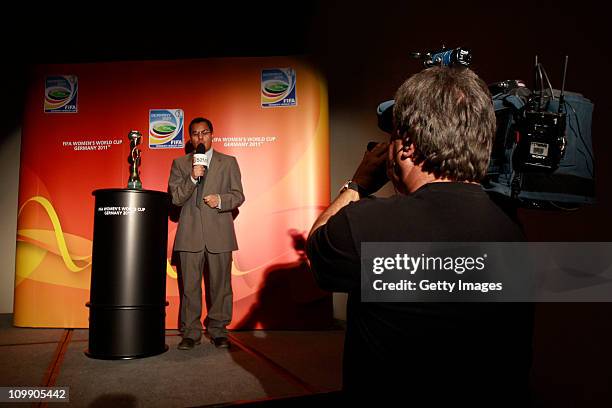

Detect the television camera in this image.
[376,47,594,209]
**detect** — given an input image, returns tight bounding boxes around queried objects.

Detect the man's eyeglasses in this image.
[191,130,211,137]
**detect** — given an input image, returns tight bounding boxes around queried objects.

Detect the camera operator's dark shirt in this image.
[307,182,533,405]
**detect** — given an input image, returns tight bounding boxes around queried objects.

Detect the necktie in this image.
[196,166,208,208]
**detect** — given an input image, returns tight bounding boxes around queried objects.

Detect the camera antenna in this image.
[558,55,568,114]
[534,55,538,89]
[533,55,543,110]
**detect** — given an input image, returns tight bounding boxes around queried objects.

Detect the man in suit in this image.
[168,117,245,350]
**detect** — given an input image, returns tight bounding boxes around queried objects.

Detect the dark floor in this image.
[3,306,612,407]
[0,314,344,407]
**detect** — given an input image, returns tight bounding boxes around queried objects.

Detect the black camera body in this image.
[516,109,566,171]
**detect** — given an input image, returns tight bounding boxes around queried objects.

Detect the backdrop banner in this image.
[16,57,331,329]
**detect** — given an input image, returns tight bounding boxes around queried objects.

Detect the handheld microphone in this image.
[193,144,208,184]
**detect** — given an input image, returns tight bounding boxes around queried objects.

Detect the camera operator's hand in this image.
[352,142,389,196]
[309,142,390,239]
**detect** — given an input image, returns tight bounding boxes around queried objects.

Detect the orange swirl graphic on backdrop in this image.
[18,196,92,272]
[16,196,244,281]
[18,196,180,279]
[16,197,315,281]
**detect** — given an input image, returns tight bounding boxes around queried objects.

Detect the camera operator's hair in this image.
[393,66,495,182]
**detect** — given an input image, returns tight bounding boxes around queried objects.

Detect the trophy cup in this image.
[127,130,143,189]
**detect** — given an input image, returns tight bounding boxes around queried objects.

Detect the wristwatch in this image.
[339,180,362,196]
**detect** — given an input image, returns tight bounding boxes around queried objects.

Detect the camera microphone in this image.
[411,46,472,68]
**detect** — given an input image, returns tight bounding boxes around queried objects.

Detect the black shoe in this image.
[211,337,230,349]
[178,338,201,350]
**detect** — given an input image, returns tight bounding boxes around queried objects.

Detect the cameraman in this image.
[307,66,534,405]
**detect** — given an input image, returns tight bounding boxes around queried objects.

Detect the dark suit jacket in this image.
[168,150,244,253]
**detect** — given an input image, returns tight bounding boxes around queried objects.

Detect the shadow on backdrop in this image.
[234,229,334,330]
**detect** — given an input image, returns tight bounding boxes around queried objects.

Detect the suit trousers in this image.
[179,249,233,340]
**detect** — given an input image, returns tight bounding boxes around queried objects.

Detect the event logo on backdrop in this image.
[261,68,297,107]
[44,75,78,113]
[148,109,184,149]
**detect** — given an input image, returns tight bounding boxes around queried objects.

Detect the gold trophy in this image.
[127,130,142,189]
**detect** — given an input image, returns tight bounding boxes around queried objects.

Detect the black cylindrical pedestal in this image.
[86,189,170,359]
